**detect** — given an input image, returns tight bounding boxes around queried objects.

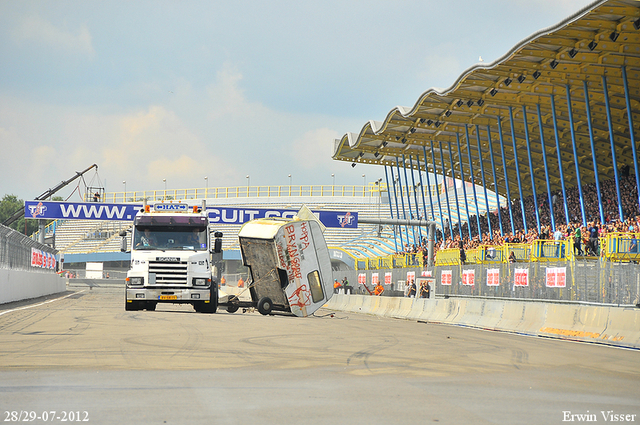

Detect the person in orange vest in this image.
[220,276,226,286]
[333,279,342,294]
[373,282,384,296]
[237,277,244,288]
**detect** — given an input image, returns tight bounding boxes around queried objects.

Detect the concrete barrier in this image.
[0,269,66,304]
[324,294,640,349]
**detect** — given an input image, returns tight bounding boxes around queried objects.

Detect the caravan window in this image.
[307,270,324,303]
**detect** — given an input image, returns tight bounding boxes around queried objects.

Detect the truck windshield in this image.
[133,226,208,251]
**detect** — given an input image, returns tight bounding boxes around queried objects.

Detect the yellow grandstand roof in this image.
[333,0,640,201]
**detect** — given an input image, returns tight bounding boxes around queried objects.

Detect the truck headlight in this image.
[193,278,209,286]
[128,277,144,285]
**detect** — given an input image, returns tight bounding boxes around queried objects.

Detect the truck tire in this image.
[196,287,218,314]
[226,303,239,313]
[257,297,273,315]
[125,299,141,311]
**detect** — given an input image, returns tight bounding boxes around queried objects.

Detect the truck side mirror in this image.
[120,231,128,252]
[213,231,223,254]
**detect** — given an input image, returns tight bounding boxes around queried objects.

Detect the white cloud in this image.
[291,128,341,169]
[13,15,94,55]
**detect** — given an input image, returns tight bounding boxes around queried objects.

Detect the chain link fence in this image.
[0,224,58,272]
[341,259,640,306]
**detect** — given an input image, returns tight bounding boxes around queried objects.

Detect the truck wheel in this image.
[196,289,218,314]
[257,297,273,316]
[125,300,140,311]
[227,303,239,313]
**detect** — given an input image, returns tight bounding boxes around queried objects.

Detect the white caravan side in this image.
[237,217,333,317]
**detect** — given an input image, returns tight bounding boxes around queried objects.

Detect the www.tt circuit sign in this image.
[24,201,359,228]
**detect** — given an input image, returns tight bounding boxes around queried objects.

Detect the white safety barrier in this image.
[324,294,640,349]
[0,269,66,305]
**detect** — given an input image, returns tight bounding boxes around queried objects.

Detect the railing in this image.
[356,235,640,270]
[94,184,393,203]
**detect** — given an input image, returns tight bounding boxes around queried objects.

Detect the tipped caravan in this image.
[235,217,333,317]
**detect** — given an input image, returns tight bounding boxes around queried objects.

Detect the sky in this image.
[0,0,596,201]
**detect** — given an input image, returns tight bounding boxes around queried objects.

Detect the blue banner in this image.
[207,207,358,228]
[25,201,142,221]
[24,201,359,228]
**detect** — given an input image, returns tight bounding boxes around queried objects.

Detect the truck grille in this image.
[149,260,188,284]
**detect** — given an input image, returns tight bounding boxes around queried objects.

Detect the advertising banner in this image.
[24,201,359,228]
[31,248,56,270]
[371,273,379,285]
[462,269,475,286]
[546,267,567,288]
[358,273,367,285]
[441,270,452,286]
[486,268,500,286]
[384,272,392,285]
[25,201,142,221]
[514,268,529,287]
[406,271,416,285]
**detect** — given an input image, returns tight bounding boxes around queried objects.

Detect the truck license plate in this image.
[158,295,178,300]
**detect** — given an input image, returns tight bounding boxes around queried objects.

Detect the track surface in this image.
[0,285,638,424]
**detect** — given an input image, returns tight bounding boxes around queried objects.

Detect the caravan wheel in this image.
[257,297,273,315]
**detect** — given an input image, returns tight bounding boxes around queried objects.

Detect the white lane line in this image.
[0,290,87,317]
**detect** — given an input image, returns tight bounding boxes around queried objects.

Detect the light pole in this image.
[331,173,335,186]
[288,174,292,186]
[246,175,250,195]
[204,176,208,198]
[163,178,166,200]
[122,180,126,201]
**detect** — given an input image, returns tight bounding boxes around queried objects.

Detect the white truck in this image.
[122,201,222,313]
[225,216,333,317]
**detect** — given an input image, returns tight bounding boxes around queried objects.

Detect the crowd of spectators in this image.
[395,173,640,258]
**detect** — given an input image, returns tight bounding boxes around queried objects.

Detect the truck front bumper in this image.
[126,287,211,303]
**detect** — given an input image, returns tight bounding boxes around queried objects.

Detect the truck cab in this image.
[124,202,218,313]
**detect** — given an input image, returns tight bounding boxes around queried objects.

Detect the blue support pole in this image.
[475,125,493,239]
[438,142,454,238]
[456,133,473,241]
[447,142,463,237]
[422,146,438,240]
[416,154,431,240]
[508,106,528,234]
[384,165,399,253]
[430,144,447,240]
[536,104,556,231]
[565,84,587,226]
[497,118,516,234]
[408,155,423,241]
[401,154,417,245]
[522,106,541,232]
[602,75,625,221]
[486,125,504,236]
[465,125,483,240]
[395,157,410,248]
[622,66,640,215]
[550,95,570,226]
[583,80,605,224]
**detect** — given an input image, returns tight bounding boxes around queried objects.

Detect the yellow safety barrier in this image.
[601,232,640,262]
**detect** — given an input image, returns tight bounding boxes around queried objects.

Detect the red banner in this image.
[385,272,392,285]
[546,267,566,288]
[462,270,475,286]
[441,270,452,286]
[371,273,379,285]
[514,268,529,287]
[486,269,500,286]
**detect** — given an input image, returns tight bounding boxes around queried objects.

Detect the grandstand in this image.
[45,181,502,266]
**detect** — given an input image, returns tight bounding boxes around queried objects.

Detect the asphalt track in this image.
[0,285,638,425]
